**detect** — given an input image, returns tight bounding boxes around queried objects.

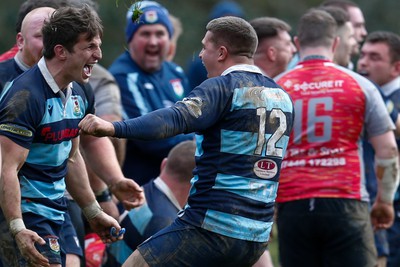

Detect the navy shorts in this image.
[277,198,377,267]
[60,211,83,257]
[138,218,268,267]
[0,211,65,266]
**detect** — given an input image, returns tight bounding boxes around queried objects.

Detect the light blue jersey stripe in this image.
[202,209,272,242]
[41,96,85,124]
[221,130,289,157]
[213,173,278,203]
[0,80,13,102]
[128,202,152,235]
[20,176,65,199]
[231,87,293,112]
[195,134,204,157]
[21,201,64,221]
[127,73,148,115]
[188,175,199,196]
[108,239,134,265]
[40,98,64,124]
[27,141,71,167]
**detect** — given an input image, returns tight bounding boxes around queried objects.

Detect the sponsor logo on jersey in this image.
[253,159,278,179]
[0,124,32,137]
[283,79,345,92]
[41,126,79,141]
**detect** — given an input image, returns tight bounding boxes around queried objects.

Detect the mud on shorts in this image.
[0,211,65,266]
[138,218,269,267]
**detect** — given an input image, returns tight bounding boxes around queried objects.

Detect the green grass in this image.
[269,226,281,267]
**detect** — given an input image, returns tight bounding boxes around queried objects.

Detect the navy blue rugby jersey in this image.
[113,65,295,242]
[0,58,94,221]
[0,58,24,94]
[109,51,193,184]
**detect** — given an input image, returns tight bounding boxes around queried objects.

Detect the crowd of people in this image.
[0,0,399,267]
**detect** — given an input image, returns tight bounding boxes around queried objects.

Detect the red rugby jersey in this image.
[0,45,18,62]
[276,59,394,203]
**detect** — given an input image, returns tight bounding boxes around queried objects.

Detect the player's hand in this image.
[79,114,115,137]
[99,199,120,220]
[109,178,145,211]
[370,200,394,230]
[14,229,50,267]
[87,211,124,243]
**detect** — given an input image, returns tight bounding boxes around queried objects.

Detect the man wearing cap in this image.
[109,1,193,187]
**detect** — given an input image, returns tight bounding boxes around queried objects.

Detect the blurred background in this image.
[0,0,398,266]
[0,0,399,70]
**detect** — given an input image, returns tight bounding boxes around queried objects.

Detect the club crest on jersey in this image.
[71,96,82,117]
[48,237,60,253]
[253,159,278,179]
[170,79,184,97]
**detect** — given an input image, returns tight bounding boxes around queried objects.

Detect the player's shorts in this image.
[138,218,268,267]
[60,211,83,257]
[277,198,377,267]
[0,210,65,266]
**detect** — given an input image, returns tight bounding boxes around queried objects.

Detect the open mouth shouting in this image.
[83,63,95,79]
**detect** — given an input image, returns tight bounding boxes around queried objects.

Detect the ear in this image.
[16,33,24,50]
[332,36,340,54]
[294,36,300,52]
[392,60,400,76]
[218,46,228,61]
[54,44,67,61]
[160,158,168,173]
[267,46,277,62]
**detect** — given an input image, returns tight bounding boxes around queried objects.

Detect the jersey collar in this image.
[221,64,263,76]
[38,57,72,94]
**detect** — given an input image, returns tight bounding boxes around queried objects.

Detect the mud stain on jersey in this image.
[180,97,203,118]
[4,90,30,121]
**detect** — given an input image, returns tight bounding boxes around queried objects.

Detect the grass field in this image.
[269,226,281,267]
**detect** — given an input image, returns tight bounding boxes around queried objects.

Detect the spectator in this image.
[79,15,294,267]
[275,9,398,267]
[109,0,193,186]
